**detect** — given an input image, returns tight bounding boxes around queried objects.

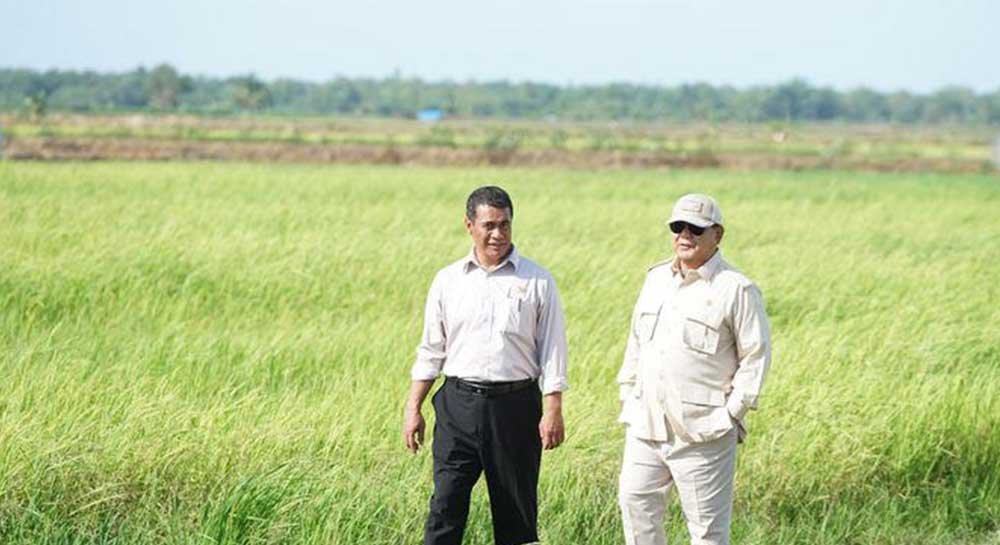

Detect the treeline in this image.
[2,64,999,124]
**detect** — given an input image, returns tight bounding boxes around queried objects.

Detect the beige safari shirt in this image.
[411,247,569,394]
[617,250,771,443]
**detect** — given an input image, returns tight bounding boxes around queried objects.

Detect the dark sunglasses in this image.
[669,221,709,236]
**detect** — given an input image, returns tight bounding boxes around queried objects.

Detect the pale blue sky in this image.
[4,0,998,92]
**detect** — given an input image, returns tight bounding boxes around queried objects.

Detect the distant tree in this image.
[674,83,724,121]
[843,88,890,122]
[50,85,97,112]
[983,91,1000,124]
[269,78,309,113]
[109,68,150,109]
[24,93,47,119]
[0,69,51,109]
[802,87,842,120]
[924,86,977,123]
[3,66,999,124]
[887,91,924,123]
[729,88,766,122]
[145,64,185,109]
[230,75,272,111]
[307,77,362,114]
[174,75,228,113]
[761,79,812,121]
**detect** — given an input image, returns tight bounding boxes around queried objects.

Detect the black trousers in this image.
[424,378,542,545]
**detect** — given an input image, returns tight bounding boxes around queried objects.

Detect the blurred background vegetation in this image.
[2,64,999,124]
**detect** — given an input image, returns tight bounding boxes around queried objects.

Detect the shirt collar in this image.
[464,245,520,273]
[671,249,722,281]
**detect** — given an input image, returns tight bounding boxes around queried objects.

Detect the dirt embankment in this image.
[3,136,995,174]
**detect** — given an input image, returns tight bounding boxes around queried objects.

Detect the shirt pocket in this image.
[634,302,663,343]
[678,383,732,438]
[500,284,534,336]
[681,306,725,355]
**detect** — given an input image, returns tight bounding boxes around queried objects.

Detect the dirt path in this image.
[3,136,994,174]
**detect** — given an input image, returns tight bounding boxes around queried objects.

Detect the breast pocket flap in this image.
[682,306,724,354]
[688,305,724,329]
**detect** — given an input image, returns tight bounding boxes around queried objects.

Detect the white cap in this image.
[667,193,723,228]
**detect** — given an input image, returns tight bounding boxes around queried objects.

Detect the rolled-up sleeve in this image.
[411,273,447,381]
[535,276,568,394]
[725,283,772,421]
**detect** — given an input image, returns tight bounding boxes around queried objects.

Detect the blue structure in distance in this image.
[417,109,444,123]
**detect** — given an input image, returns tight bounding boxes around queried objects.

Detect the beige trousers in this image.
[618,427,737,545]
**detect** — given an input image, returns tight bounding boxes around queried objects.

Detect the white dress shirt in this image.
[617,251,771,443]
[411,247,569,394]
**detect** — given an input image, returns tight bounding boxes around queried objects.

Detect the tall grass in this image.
[1,162,998,544]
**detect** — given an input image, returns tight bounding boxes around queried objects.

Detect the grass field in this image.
[1,161,999,544]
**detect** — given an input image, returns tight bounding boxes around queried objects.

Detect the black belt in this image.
[448,377,537,396]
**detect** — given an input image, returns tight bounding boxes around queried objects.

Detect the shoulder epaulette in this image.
[647,258,673,272]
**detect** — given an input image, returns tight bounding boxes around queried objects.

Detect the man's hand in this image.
[403,380,434,453]
[539,392,565,450]
[403,408,426,453]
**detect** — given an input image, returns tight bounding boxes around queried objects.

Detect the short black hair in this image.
[466,186,513,220]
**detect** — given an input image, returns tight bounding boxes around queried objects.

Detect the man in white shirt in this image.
[617,194,771,545]
[404,185,569,545]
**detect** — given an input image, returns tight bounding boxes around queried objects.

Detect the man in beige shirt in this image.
[403,186,568,545]
[617,194,771,545]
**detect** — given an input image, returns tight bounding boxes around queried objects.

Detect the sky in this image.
[3,0,999,93]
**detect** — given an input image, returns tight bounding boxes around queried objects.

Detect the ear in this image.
[464,215,474,235]
[715,225,725,244]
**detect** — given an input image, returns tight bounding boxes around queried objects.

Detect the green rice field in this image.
[1,161,999,544]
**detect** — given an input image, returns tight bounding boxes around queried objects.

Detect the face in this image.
[672,222,723,269]
[465,205,512,266]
